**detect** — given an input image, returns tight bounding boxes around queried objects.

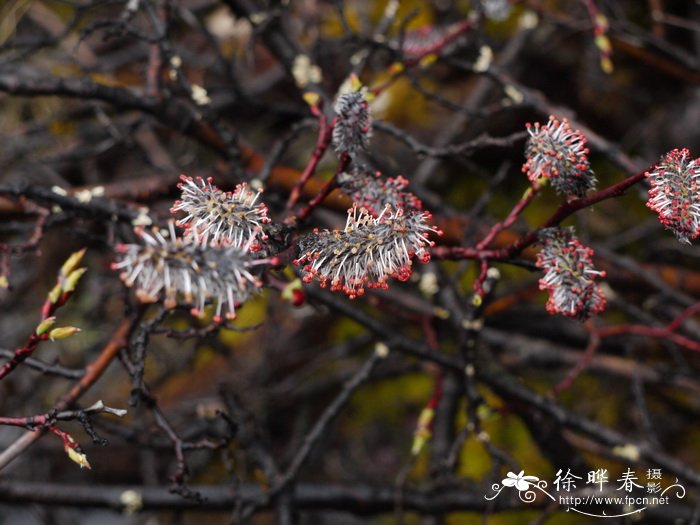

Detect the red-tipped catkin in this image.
[337,168,422,217]
[112,223,262,321]
[171,175,270,249]
[523,116,596,197]
[536,227,606,320]
[294,205,441,299]
[332,91,372,161]
[645,148,700,244]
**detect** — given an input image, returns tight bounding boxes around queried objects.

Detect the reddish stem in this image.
[0,289,72,382]
[550,325,601,396]
[432,169,647,261]
[0,334,48,382]
[500,169,646,258]
[471,185,539,294]
[0,414,50,428]
[596,302,700,353]
[371,19,472,97]
[297,154,348,222]
[476,186,538,251]
[665,302,700,332]
[286,106,332,213]
[404,19,472,67]
[472,260,490,296]
[599,326,700,352]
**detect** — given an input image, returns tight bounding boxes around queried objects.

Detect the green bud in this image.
[60,248,86,278]
[62,268,87,293]
[36,317,56,336]
[48,283,63,304]
[49,326,81,341]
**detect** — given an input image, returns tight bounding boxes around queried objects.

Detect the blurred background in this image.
[1,0,699,523]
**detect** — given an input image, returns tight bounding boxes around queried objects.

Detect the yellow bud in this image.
[418,53,438,68]
[388,62,404,75]
[66,446,91,469]
[349,73,362,92]
[36,317,56,336]
[600,57,614,74]
[49,326,81,341]
[595,13,609,32]
[416,407,435,429]
[60,248,87,278]
[411,407,435,455]
[595,35,612,54]
[433,307,450,320]
[411,432,429,456]
[613,443,640,462]
[476,404,493,421]
[63,268,87,293]
[302,92,320,108]
[0,275,8,289]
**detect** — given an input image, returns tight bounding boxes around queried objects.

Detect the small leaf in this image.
[49,326,81,341]
[36,317,56,336]
[48,283,63,304]
[60,248,87,278]
[62,268,87,293]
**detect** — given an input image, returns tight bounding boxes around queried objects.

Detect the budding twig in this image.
[0,249,86,382]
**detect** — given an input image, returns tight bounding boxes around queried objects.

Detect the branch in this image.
[0,71,236,159]
[0,480,522,514]
[243,347,387,517]
[0,316,137,471]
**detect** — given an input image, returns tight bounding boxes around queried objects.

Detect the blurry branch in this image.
[484,328,700,395]
[0,400,126,429]
[0,316,137,471]
[374,121,527,159]
[0,480,527,513]
[0,480,696,520]
[0,71,238,160]
[0,184,139,223]
[242,348,386,519]
[305,287,700,486]
[482,367,700,485]
[220,0,327,103]
[523,0,700,82]
[0,349,83,379]
[119,327,233,500]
